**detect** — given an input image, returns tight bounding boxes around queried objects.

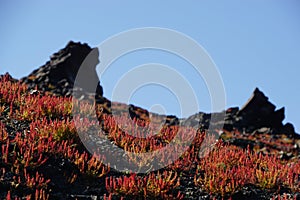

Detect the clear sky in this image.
[0,1,299,132]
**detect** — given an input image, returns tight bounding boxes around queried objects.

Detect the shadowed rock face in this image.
[21,41,103,97]
[235,88,286,132]
[237,88,283,129]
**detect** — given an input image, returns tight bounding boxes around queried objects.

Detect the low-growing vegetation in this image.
[0,73,299,199]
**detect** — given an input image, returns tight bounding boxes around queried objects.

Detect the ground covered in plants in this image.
[1,74,300,200]
[1,41,300,200]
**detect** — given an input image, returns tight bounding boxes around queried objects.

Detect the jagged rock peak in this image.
[237,88,284,129]
[21,41,103,97]
[181,88,297,137]
[238,87,275,115]
[49,41,91,64]
[237,88,297,137]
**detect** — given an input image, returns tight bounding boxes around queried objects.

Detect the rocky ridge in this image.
[18,40,300,164]
[20,41,298,139]
[183,88,297,137]
[2,41,299,199]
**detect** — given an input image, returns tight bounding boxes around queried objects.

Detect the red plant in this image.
[0,121,8,143]
[106,171,183,199]
[195,142,300,197]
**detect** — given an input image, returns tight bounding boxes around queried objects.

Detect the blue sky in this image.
[0,1,299,132]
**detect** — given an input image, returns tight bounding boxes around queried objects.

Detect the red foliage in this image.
[0,75,300,199]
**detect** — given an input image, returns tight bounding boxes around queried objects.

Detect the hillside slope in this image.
[0,42,299,199]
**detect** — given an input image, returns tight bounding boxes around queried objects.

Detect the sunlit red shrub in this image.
[284,160,300,192]
[195,144,253,196]
[73,151,110,179]
[106,171,183,199]
[195,142,300,197]
[0,121,8,143]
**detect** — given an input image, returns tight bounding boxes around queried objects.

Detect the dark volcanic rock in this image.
[181,112,210,129]
[282,122,297,138]
[2,41,300,200]
[235,88,296,136]
[18,41,298,138]
[21,41,103,97]
[182,88,297,138]
[236,88,284,132]
[128,104,179,126]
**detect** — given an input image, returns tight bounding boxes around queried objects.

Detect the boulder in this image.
[281,123,297,138]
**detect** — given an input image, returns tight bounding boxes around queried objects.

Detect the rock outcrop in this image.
[21,41,103,97]
[2,41,300,200]
[18,41,298,138]
[182,88,298,138]
[236,88,284,131]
